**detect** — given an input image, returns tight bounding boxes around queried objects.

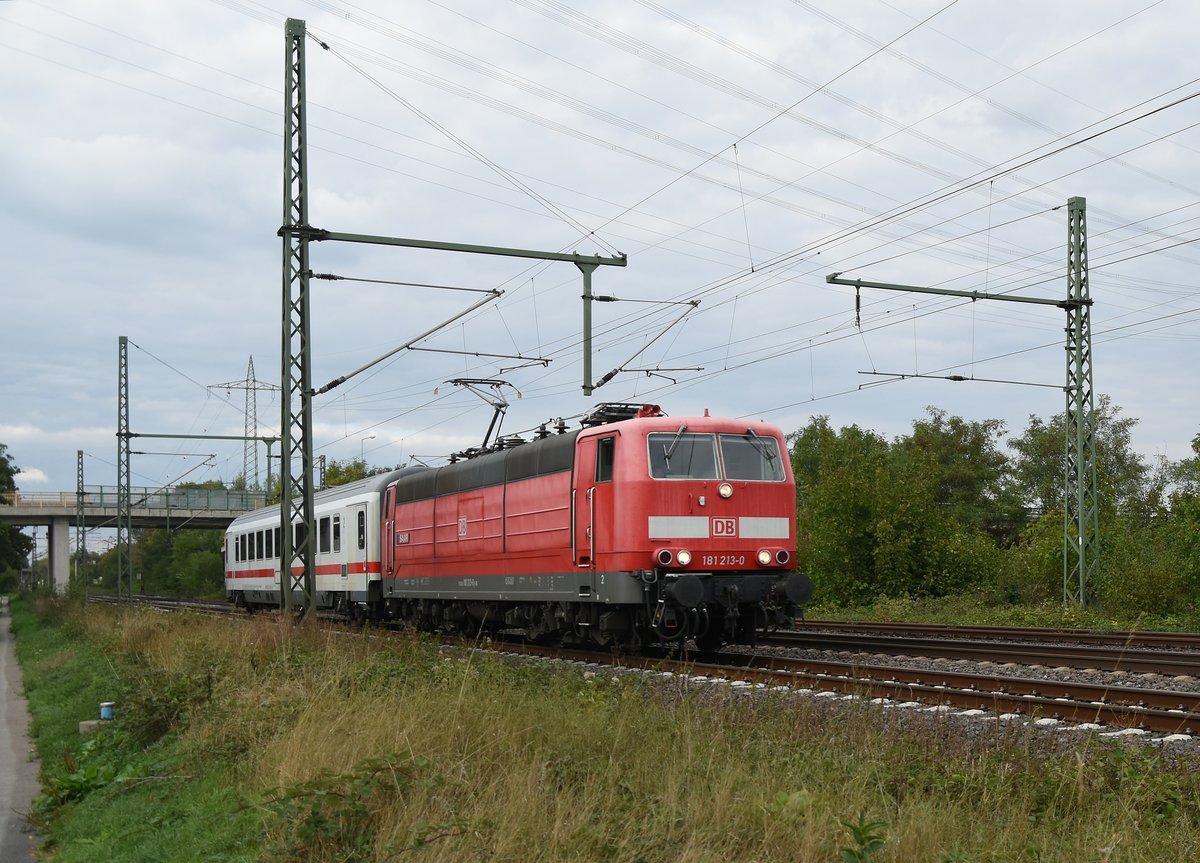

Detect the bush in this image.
[1096,517,1196,616]
[993,514,1063,605]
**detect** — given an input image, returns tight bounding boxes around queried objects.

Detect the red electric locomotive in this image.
[378,404,812,650]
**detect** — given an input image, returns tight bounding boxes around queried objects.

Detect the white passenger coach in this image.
[224,468,418,613]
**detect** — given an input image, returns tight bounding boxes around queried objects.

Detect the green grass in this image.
[9,596,259,862]
[10,593,1200,862]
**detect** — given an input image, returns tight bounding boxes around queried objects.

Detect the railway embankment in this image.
[12,595,1200,862]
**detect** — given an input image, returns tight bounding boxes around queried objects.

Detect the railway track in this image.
[766,630,1200,676]
[87,593,243,616]
[84,595,1200,736]
[790,619,1200,650]
[500,642,1200,736]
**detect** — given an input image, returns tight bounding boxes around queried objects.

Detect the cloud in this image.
[15,468,49,485]
[2,0,1198,497]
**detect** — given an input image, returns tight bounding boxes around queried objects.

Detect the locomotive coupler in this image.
[723,583,739,612]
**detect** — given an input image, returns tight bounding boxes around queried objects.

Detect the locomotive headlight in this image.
[757,549,773,566]
[676,548,693,566]
[718,482,734,499]
[656,548,674,566]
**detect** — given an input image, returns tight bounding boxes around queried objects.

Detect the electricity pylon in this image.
[827,197,1097,605]
[211,356,281,489]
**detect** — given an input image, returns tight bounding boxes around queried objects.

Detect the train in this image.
[224,403,812,651]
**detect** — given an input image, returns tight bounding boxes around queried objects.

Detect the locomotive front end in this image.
[595,414,812,649]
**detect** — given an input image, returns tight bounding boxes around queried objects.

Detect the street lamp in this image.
[360,432,376,464]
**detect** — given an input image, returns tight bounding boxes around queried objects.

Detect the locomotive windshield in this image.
[719,433,785,481]
[647,430,785,481]
[647,432,719,479]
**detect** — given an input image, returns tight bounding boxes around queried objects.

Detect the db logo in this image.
[711,517,737,537]
[458,518,468,537]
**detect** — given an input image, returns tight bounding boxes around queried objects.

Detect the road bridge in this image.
[0,487,267,593]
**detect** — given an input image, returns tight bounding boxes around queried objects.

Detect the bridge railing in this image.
[0,486,269,512]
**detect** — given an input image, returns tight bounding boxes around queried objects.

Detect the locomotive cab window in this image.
[647,432,719,479]
[720,433,785,481]
[595,436,615,482]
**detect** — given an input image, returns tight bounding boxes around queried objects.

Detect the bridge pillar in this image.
[48,517,70,595]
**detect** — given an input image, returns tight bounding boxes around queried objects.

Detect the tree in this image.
[324,458,369,488]
[1005,397,1199,612]
[791,418,889,604]
[324,459,403,488]
[1169,434,1200,498]
[792,414,1009,606]
[893,407,1024,543]
[0,443,34,575]
[172,530,224,597]
[1008,394,1147,516]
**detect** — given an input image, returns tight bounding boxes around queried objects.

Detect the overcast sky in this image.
[2,0,1198,505]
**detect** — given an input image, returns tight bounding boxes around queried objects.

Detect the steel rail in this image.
[710,653,1200,714]
[767,630,1200,676]
[88,593,243,615]
[790,619,1200,650]
[497,643,1200,735]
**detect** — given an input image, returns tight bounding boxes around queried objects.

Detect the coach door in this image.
[272,527,282,593]
[352,505,368,583]
[382,487,395,582]
[573,433,617,574]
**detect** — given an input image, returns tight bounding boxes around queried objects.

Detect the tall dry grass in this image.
[63,603,1200,862]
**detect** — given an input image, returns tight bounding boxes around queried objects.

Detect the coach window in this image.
[319,517,331,554]
[273,527,280,558]
[265,527,273,560]
[256,530,264,560]
[357,511,366,550]
[595,436,615,482]
[234,535,241,563]
[240,534,247,562]
[332,515,341,553]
